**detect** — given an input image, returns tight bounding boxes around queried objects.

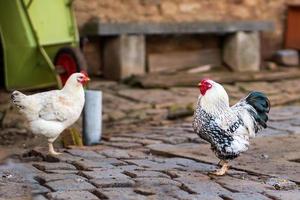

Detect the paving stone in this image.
[47,191,99,200]
[95,188,147,200]
[268,121,300,134]
[236,82,279,95]
[90,177,135,188]
[146,195,177,200]
[124,159,183,171]
[72,158,125,170]
[103,142,143,149]
[102,92,149,113]
[180,161,216,173]
[54,153,86,163]
[124,170,169,178]
[269,114,297,121]
[290,118,300,126]
[161,136,190,144]
[32,194,48,200]
[35,173,86,183]
[169,170,210,180]
[81,168,129,179]
[259,128,285,137]
[117,89,177,106]
[264,190,300,200]
[66,149,105,160]
[113,165,143,171]
[265,177,297,190]
[134,177,181,187]
[164,157,216,172]
[181,194,224,200]
[107,136,162,146]
[156,157,185,164]
[45,170,79,174]
[176,175,231,196]
[31,183,50,194]
[100,149,131,159]
[166,185,203,199]
[215,176,272,193]
[221,192,271,200]
[0,182,32,199]
[134,187,156,195]
[32,162,76,171]
[135,185,192,199]
[45,178,95,192]
[73,160,114,170]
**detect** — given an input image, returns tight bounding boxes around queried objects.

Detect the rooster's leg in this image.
[212,160,229,176]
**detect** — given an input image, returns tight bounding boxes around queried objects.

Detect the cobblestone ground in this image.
[0,106,299,200]
[1,80,300,199]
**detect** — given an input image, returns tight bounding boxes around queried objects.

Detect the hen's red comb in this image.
[80,70,89,77]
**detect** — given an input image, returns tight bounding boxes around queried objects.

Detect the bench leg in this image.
[103,34,146,80]
[223,31,260,72]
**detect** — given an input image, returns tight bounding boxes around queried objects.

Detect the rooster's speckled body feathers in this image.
[193,79,270,175]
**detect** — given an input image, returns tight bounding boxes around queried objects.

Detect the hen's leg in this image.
[48,137,61,155]
[212,160,229,176]
[48,142,61,155]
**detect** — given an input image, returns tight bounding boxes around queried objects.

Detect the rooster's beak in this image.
[198,83,202,87]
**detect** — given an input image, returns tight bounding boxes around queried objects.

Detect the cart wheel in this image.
[54,47,87,85]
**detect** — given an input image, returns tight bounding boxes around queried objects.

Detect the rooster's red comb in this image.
[200,78,210,84]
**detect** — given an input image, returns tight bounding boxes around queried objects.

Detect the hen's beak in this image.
[198,83,202,87]
[84,77,91,82]
[81,76,90,85]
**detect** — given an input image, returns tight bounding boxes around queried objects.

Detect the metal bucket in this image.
[83,90,102,145]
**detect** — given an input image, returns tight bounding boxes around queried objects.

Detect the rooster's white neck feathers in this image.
[198,80,230,115]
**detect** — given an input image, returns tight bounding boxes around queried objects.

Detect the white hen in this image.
[11,72,90,155]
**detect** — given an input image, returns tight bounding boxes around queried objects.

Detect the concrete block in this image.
[223,31,260,72]
[272,49,299,66]
[103,34,145,80]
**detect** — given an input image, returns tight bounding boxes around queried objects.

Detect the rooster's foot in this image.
[211,161,229,176]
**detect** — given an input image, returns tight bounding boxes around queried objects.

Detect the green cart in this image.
[0,0,86,90]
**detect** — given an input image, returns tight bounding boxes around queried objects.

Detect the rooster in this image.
[193,79,270,175]
[11,72,90,155]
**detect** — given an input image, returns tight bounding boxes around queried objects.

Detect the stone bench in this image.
[82,21,274,80]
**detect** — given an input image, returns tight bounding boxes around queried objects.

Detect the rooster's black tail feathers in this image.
[245,91,270,129]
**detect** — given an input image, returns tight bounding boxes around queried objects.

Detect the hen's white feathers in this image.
[12,73,85,140]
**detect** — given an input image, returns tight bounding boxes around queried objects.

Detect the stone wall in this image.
[74,0,300,56]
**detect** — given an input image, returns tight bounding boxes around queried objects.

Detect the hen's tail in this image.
[11,91,27,109]
[245,91,270,129]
